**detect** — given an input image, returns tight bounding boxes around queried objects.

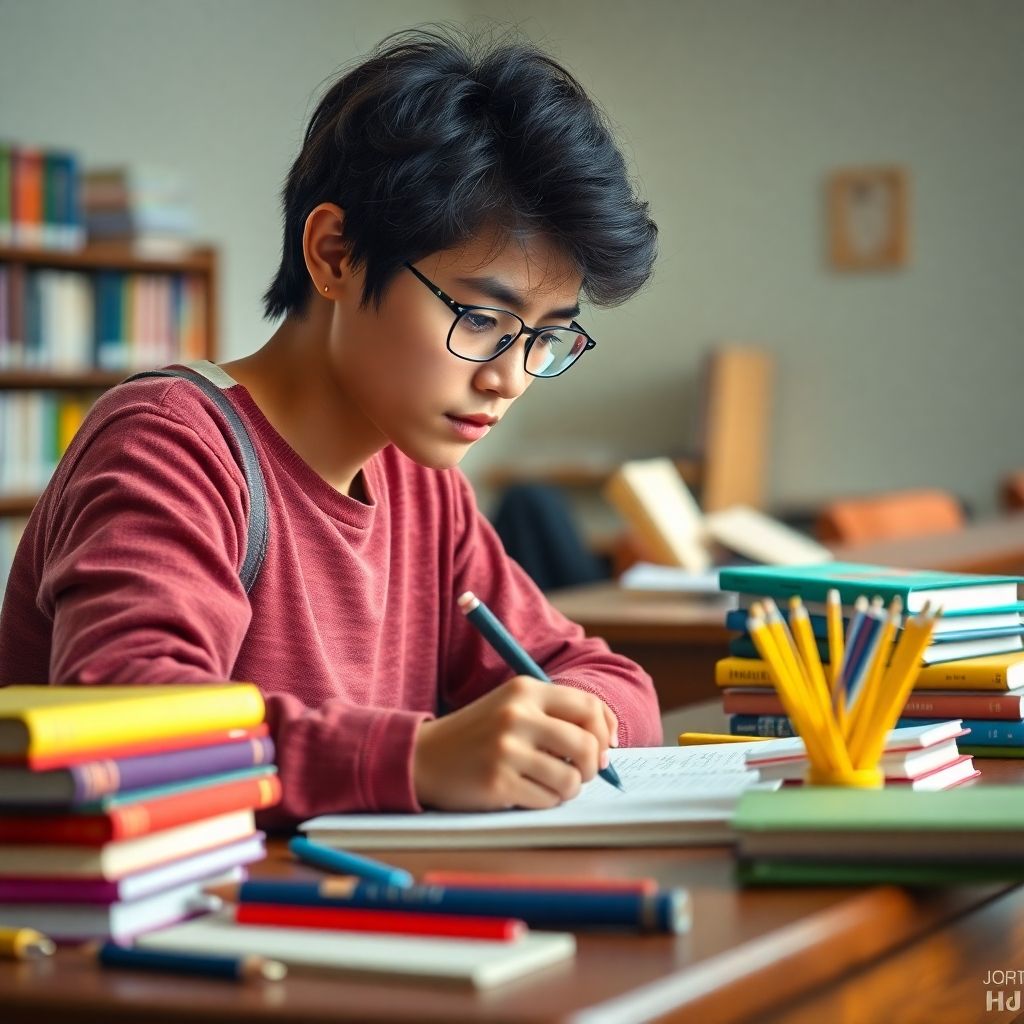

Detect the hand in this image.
[413,676,618,812]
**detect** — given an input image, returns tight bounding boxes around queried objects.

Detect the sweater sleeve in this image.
[39,397,431,822]
[441,471,662,746]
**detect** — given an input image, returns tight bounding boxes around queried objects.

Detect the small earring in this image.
[323,284,329,293]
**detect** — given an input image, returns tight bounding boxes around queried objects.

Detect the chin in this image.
[394,440,470,472]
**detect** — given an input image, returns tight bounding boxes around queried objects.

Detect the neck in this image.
[221,307,385,497]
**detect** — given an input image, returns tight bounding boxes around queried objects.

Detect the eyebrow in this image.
[454,275,581,322]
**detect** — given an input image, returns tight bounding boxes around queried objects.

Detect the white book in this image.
[0,867,244,942]
[0,810,256,879]
[138,912,576,989]
[301,747,773,850]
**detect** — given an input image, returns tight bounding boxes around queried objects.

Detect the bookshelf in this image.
[0,242,219,585]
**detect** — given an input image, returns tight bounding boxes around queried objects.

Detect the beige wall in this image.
[3,0,1023,516]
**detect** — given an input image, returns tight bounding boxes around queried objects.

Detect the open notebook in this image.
[301,746,773,849]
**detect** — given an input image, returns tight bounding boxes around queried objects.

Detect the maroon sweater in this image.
[0,369,660,822]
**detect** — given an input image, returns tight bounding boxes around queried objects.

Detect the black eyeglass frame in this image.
[404,262,596,378]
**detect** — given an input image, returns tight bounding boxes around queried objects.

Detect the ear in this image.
[302,203,352,298]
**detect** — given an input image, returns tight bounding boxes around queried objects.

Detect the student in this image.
[0,28,661,822]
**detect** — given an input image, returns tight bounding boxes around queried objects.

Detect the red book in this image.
[0,772,281,845]
[9,724,269,772]
[235,901,525,941]
[723,687,1024,721]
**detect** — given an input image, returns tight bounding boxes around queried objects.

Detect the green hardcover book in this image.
[737,859,1024,887]
[734,787,1024,863]
[719,562,1022,614]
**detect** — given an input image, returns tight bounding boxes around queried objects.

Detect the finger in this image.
[537,686,612,749]
[527,715,601,782]
[516,747,585,802]
[602,703,619,747]
[505,770,569,810]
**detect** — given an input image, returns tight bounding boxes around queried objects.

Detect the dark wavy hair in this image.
[262,26,657,319]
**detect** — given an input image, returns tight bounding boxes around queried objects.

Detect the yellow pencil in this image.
[0,926,55,960]
[846,597,902,764]
[857,605,939,769]
[677,732,773,746]
[786,597,851,775]
[746,608,837,772]
[762,599,822,730]
[826,589,846,725]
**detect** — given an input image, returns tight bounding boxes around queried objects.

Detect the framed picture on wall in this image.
[827,166,910,270]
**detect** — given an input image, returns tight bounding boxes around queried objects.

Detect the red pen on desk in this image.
[421,871,658,894]
[235,901,526,942]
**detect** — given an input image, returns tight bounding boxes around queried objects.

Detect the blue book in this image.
[729,714,796,739]
[898,718,1024,747]
[719,563,1022,614]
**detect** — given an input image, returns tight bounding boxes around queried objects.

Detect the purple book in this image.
[0,832,266,903]
[0,736,275,806]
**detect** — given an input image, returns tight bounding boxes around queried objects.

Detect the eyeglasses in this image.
[405,262,596,379]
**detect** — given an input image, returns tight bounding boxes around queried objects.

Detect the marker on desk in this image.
[88,941,287,982]
[457,591,624,792]
[0,926,55,960]
[207,879,691,934]
[289,836,414,888]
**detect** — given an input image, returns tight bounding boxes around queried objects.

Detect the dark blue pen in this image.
[216,879,689,933]
[91,941,287,981]
[457,591,624,792]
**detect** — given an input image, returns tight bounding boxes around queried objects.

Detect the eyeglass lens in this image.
[451,309,589,378]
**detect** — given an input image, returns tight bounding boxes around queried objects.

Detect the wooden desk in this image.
[5,761,1024,1023]
[550,516,1024,711]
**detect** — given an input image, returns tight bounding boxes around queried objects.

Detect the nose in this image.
[471,338,532,400]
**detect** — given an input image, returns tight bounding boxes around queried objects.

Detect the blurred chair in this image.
[815,488,966,545]
[1000,472,1024,512]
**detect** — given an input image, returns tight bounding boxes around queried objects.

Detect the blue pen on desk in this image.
[208,879,690,934]
[90,941,287,981]
[457,591,625,792]
[288,836,414,888]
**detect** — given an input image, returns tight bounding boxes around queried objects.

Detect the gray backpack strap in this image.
[122,368,268,594]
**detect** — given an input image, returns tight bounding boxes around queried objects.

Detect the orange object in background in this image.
[815,489,965,545]
[1000,472,1024,512]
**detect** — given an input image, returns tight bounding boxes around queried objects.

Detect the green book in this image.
[719,562,1022,614]
[734,787,1024,863]
[959,745,1024,759]
[736,859,1024,887]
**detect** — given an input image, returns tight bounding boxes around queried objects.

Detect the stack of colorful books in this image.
[716,563,1024,762]
[0,684,279,943]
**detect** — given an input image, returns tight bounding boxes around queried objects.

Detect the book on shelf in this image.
[137,911,577,989]
[0,866,244,943]
[0,144,84,250]
[715,651,1024,691]
[718,562,1023,613]
[603,457,830,571]
[722,685,1024,721]
[301,746,773,850]
[0,684,266,765]
[0,733,276,806]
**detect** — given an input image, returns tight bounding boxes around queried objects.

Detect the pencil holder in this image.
[804,765,884,789]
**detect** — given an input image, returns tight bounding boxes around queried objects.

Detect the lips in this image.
[450,413,498,426]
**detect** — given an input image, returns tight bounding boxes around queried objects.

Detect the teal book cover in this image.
[718,562,1022,612]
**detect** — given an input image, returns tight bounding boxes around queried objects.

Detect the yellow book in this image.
[0,684,265,761]
[57,397,88,453]
[716,653,1024,692]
